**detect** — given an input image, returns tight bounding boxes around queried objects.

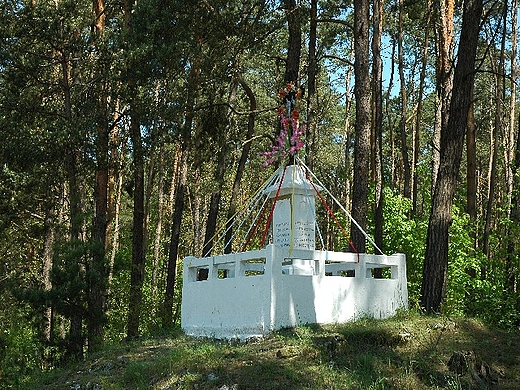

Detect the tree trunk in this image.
[420,0,483,313]
[163,143,189,327]
[372,0,384,255]
[505,0,518,294]
[88,0,109,352]
[58,19,84,359]
[350,0,371,253]
[413,0,433,214]
[152,143,165,299]
[124,0,146,339]
[202,187,223,257]
[505,0,517,214]
[342,50,355,210]
[65,152,84,360]
[432,0,455,191]
[163,52,199,326]
[108,116,125,288]
[202,85,236,257]
[224,75,256,254]
[108,139,125,291]
[385,39,397,187]
[191,166,202,255]
[305,0,317,171]
[482,8,506,260]
[42,201,55,343]
[466,89,477,219]
[505,114,520,294]
[126,103,146,339]
[283,0,301,83]
[398,0,411,199]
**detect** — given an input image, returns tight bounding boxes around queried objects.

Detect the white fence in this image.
[181,244,408,339]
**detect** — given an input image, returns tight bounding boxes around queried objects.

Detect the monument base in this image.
[181,244,408,340]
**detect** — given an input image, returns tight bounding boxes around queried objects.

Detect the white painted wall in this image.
[181,245,408,339]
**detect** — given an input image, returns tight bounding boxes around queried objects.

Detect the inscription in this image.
[293,220,315,249]
[272,197,316,250]
[274,221,291,247]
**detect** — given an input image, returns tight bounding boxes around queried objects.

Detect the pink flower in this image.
[262,83,306,166]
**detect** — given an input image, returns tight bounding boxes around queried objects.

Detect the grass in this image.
[23,311,520,389]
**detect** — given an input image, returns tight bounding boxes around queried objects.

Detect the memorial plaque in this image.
[272,196,316,250]
[293,197,315,250]
[273,198,291,247]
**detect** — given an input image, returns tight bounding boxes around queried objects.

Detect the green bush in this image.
[0,317,42,389]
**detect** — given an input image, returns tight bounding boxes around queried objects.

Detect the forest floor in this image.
[25,312,520,390]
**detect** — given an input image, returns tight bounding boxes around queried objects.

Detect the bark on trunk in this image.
[372,0,384,255]
[162,51,199,326]
[152,143,165,299]
[482,12,506,260]
[65,152,84,360]
[350,0,371,253]
[108,120,124,288]
[42,201,55,342]
[505,114,520,293]
[420,0,483,313]
[163,144,189,327]
[123,0,146,339]
[504,0,518,294]
[283,0,301,83]
[505,0,517,214]
[202,85,236,257]
[224,75,256,254]
[305,0,317,171]
[59,25,84,359]
[413,0,433,214]
[466,90,477,219]
[126,107,146,339]
[385,39,397,187]
[398,0,411,199]
[432,0,455,191]
[343,50,354,210]
[88,0,109,352]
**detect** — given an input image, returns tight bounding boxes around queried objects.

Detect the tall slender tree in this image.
[466,88,477,220]
[413,0,433,214]
[432,0,455,191]
[504,0,519,294]
[202,87,234,257]
[420,0,483,312]
[351,0,371,252]
[224,74,257,254]
[398,0,411,199]
[306,0,318,171]
[123,0,148,339]
[372,0,384,255]
[162,57,198,327]
[482,7,507,260]
[89,0,110,352]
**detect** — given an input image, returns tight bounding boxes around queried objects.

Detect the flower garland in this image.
[262,82,306,166]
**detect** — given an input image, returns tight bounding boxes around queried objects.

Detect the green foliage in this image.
[378,188,428,308]
[0,0,519,381]
[105,249,132,342]
[0,308,42,389]
[442,207,520,330]
[444,206,481,316]
[334,187,428,307]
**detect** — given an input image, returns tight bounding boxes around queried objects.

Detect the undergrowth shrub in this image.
[335,187,520,329]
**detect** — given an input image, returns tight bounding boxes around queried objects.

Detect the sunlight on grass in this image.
[23,314,520,390]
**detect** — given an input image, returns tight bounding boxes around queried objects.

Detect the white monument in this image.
[181,161,408,339]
